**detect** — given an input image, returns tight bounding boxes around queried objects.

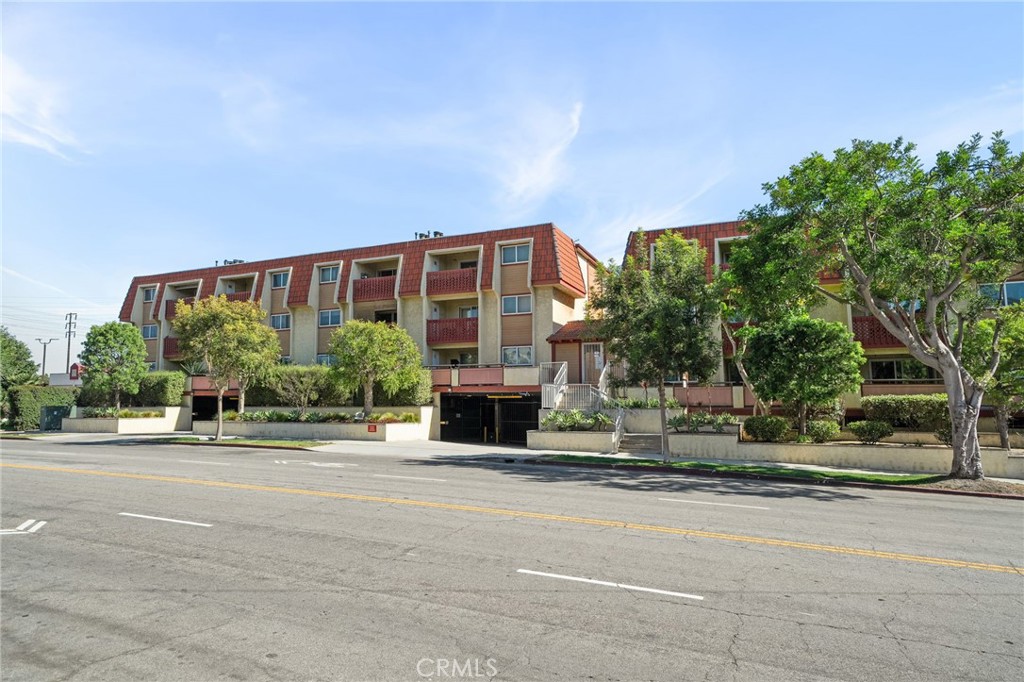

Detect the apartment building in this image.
[548,221,1023,415]
[119,223,599,443]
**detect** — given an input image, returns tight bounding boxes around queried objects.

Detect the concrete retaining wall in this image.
[192,418,430,442]
[61,407,188,434]
[527,430,616,453]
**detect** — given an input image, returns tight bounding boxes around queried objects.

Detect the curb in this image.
[523,458,1024,501]
[155,440,314,452]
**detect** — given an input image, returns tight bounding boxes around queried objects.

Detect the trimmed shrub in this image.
[807,420,840,443]
[848,420,894,444]
[9,386,78,430]
[132,372,185,407]
[742,415,790,442]
[604,397,681,409]
[400,413,420,423]
[934,423,953,446]
[711,413,738,433]
[783,399,844,425]
[861,394,949,430]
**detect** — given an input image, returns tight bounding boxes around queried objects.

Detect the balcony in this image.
[852,316,903,348]
[163,336,181,359]
[427,318,478,346]
[426,268,477,297]
[353,275,397,302]
[164,297,195,319]
[223,291,253,302]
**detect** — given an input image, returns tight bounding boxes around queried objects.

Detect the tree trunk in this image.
[215,388,225,441]
[944,371,984,479]
[798,403,808,436]
[363,380,374,418]
[114,388,121,411]
[658,380,669,463]
[995,404,1011,451]
[238,388,246,414]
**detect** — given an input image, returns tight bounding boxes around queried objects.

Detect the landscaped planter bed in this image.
[527,430,616,453]
[61,407,189,434]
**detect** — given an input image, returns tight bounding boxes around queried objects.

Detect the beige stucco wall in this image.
[402,296,426,356]
[527,430,616,453]
[290,307,316,364]
[478,292,500,364]
[62,407,189,434]
[192,419,430,441]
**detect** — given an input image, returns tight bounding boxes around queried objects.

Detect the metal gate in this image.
[40,406,72,431]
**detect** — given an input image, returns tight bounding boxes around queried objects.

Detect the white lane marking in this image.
[274,460,358,467]
[372,474,448,483]
[178,460,231,466]
[310,462,353,468]
[517,569,704,601]
[118,513,212,528]
[1,519,47,535]
[658,498,770,511]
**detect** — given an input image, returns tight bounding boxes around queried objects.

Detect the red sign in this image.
[367,424,377,433]
[69,363,82,380]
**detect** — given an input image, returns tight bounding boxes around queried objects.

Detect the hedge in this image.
[77,371,185,407]
[9,386,78,430]
[848,420,894,444]
[861,394,949,430]
[247,365,350,408]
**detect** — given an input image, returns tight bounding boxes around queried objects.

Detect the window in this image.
[501,244,530,265]
[319,265,339,284]
[271,272,289,289]
[271,314,291,330]
[319,309,341,327]
[316,354,335,366]
[377,269,397,278]
[459,306,478,319]
[869,358,939,383]
[460,260,478,269]
[725,360,743,385]
[502,346,533,366]
[502,295,532,315]
[458,351,478,365]
[142,287,156,303]
[141,324,157,339]
[980,281,1024,307]
[375,310,398,324]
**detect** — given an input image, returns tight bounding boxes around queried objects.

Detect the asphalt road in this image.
[2,436,1022,681]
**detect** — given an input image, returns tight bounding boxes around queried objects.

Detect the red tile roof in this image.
[623,220,748,274]
[546,320,601,344]
[120,223,597,321]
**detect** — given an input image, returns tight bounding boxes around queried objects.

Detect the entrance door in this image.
[582,343,604,385]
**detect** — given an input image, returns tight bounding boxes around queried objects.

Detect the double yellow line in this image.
[3,462,1021,575]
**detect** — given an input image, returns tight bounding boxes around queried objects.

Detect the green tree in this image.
[963,305,1024,450]
[0,327,39,418]
[744,316,865,435]
[173,296,280,440]
[741,133,1024,478]
[588,231,721,460]
[328,320,422,417]
[79,322,149,410]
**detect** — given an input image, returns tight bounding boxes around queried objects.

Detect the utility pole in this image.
[64,312,78,372]
[35,338,58,377]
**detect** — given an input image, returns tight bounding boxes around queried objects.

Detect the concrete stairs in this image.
[617,433,664,455]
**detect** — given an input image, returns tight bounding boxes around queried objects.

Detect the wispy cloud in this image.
[909,81,1024,160]
[1,267,113,313]
[0,55,84,159]
[491,100,583,214]
[220,74,287,151]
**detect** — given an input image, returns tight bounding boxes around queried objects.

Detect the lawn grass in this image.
[162,437,325,449]
[542,454,949,486]
[0,433,35,440]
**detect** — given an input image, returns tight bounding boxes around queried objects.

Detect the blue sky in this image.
[3,1,1022,369]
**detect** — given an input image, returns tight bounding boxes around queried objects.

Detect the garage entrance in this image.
[439,393,540,445]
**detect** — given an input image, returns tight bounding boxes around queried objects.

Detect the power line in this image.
[65,312,78,373]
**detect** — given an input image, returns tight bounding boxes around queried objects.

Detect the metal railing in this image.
[540,362,567,409]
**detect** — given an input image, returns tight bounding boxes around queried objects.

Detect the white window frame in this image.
[319,309,342,327]
[142,287,156,303]
[316,354,335,366]
[319,265,339,284]
[501,345,534,366]
[270,313,291,330]
[501,294,532,315]
[141,324,158,339]
[271,272,289,289]
[501,244,530,265]
[459,306,479,319]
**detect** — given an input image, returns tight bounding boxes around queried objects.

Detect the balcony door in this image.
[582,343,604,385]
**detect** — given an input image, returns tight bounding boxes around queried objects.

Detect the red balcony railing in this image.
[459,366,503,386]
[353,275,397,302]
[431,368,453,387]
[164,297,195,319]
[426,268,477,297]
[163,336,181,358]
[223,291,252,302]
[852,315,903,348]
[427,318,478,345]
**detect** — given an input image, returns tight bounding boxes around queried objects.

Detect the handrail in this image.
[612,407,625,454]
